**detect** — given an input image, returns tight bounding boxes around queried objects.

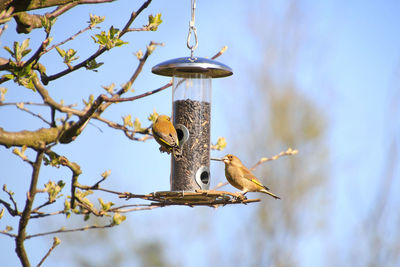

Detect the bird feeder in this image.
[152,0,232,192]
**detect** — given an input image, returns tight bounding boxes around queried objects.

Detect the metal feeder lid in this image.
[152,57,233,78]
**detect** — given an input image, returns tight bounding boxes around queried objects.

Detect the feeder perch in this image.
[152,57,232,191]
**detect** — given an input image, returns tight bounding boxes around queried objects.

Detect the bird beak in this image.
[210,157,223,162]
[222,156,229,164]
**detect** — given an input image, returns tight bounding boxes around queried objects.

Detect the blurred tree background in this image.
[1,0,399,266]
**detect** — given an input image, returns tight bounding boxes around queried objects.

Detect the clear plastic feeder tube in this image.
[171,73,211,191]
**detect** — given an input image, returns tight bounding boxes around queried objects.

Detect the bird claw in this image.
[159,146,171,154]
[234,192,247,201]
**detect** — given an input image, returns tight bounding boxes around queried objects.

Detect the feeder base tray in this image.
[119,190,260,207]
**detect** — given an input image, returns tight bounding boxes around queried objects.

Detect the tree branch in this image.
[37,237,60,267]
[42,0,152,84]
[0,126,69,150]
[100,45,228,103]
[15,149,44,267]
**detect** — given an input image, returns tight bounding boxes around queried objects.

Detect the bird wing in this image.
[241,167,270,190]
[153,130,178,148]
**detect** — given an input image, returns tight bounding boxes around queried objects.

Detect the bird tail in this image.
[260,188,281,199]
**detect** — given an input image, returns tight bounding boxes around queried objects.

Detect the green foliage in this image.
[55,47,79,67]
[98,198,114,212]
[147,13,163,31]
[147,109,159,123]
[0,7,14,24]
[44,180,65,202]
[85,59,104,72]
[41,16,57,34]
[44,151,62,167]
[64,199,71,219]
[12,145,28,161]
[3,40,36,90]
[101,83,115,95]
[4,39,31,63]
[122,114,133,128]
[211,137,227,151]
[0,87,7,102]
[88,14,105,28]
[134,117,145,132]
[83,94,94,107]
[91,26,127,50]
[101,170,111,179]
[111,213,126,226]
[135,49,143,60]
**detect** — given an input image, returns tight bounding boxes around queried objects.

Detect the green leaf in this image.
[134,117,144,132]
[147,109,159,123]
[148,13,163,31]
[122,114,133,128]
[55,46,65,58]
[21,39,30,51]
[112,213,126,225]
[2,74,14,80]
[3,46,13,56]
[89,14,105,27]
[85,59,103,71]
[21,49,32,58]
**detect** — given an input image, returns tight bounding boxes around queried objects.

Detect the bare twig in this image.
[3,185,19,214]
[30,210,65,219]
[0,198,18,216]
[101,81,172,103]
[26,224,114,239]
[212,182,229,190]
[15,103,51,125]
[0,230,17,238]
[250,147,298,171]
[44,24,92,55]
[37,237,60,267]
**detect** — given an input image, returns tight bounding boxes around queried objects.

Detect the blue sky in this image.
[1,0,400,266]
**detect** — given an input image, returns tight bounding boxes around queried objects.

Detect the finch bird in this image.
[152,115,182,159]
[219,154,280,199]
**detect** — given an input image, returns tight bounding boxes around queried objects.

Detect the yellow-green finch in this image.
[152,115,182,159]
[215,154,280,199]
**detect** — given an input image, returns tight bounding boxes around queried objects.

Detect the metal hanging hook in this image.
[186,0,198,58]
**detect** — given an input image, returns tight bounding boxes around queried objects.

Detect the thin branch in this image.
[0,198,18,216]
[16,149,45,267]
[212,182,229,190]
[15,103,51,125]
[26,224,114,240]
[23,36,51,68]
[126,27,153,32]
[44,24,92,55]
[3,184,19,214]
[30,210,65,219]
[101,81,172,103]
[31,201,53,213]
[96,41,160,113]
[100,45,228,104]
[44,150,82,209]
[250,147,298,171]
[42,0,152,84]
[94,116,152,141]
[37,237,60,267]
[33,75,84,117]
[0,102,48,107]
[0,230,17,238]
